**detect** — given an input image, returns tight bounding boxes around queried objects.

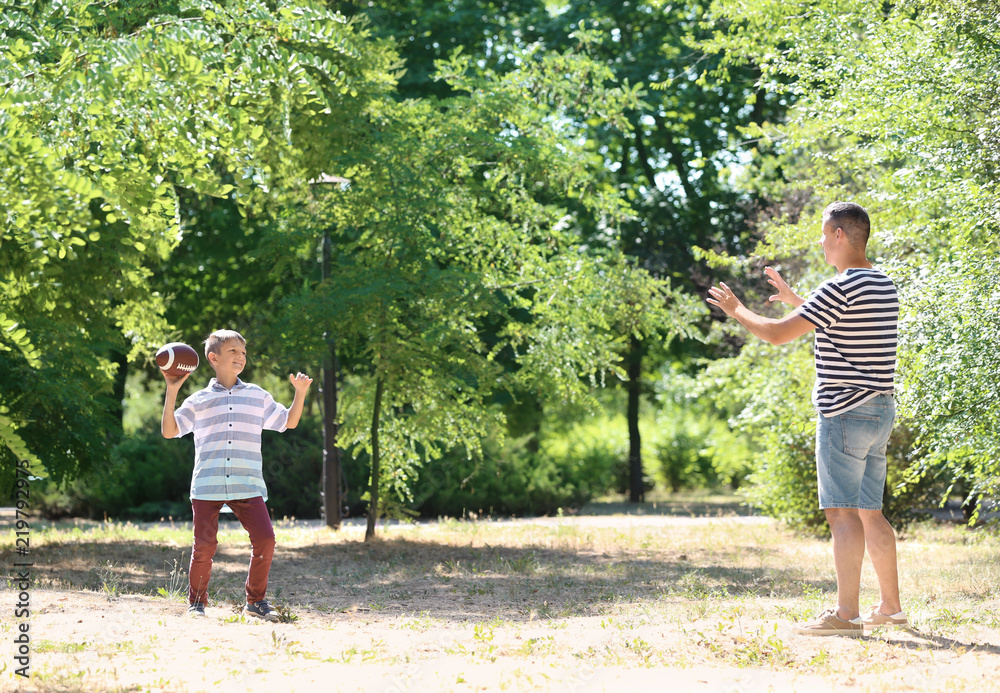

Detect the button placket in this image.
[226,392,232,485]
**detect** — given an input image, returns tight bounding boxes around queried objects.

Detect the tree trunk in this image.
[364,375,385,542]
[111,347,128,438]
[962,490,980,525]
[627,335,644,503]
[321,229,343,529]
[321,337,342,529]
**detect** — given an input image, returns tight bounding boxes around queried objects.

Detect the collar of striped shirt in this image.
[207,377,246,392]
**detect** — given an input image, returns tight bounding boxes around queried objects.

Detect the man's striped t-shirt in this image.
[797,267,899,417]
[173,378,289,501]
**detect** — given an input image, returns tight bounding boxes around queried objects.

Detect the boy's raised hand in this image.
[162,370,191,390]
[289,372,314,392]
[284,372,314,430]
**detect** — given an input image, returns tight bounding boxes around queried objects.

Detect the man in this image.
[707,201,907,637]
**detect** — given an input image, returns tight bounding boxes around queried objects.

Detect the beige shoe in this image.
[794,607,865,637]
[863,605,908,628]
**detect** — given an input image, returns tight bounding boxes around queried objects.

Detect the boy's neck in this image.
[215,373,239,390]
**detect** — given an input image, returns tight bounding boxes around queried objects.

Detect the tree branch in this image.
[2,17,208,91]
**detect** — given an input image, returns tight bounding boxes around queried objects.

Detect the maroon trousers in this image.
[189,496,275,606]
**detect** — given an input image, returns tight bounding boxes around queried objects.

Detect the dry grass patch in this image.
[2,508,999,692]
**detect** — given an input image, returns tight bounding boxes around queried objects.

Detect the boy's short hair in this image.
[204,329,247,358]
[823,201,870,249]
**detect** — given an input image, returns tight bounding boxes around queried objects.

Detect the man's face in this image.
[818,217,838,266]
[210,339,247,376]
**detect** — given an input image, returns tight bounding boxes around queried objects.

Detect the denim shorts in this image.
[816,394,895,510]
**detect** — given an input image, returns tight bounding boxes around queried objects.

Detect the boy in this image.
[161,329,313,620]
[707,202,906,637]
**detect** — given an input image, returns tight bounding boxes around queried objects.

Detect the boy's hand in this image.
[706,282,745,318]
[289,372,314,392]
[284,373,313,430]
[160,371,189,439]
[162,370,191,390]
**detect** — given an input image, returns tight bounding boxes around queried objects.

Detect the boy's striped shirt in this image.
[798,267,898,417]
[173,378,289,501]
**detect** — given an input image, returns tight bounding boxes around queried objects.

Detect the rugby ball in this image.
[156,342,199,378]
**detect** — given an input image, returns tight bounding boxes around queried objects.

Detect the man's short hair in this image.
[823,201,870,249]
[204,329,246,358]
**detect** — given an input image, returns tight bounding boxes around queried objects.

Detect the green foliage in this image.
[896,256,1000,520]
[32,430,193,520]
[413,433,614,518]
[542,410,630,497]
[697,334,822,530]
[364,0,776,503]
[654,403,752,493]
[0,0,379,488]
[258,425,325,520]
[260,36,698,535]
[410,388,755,517]
[34,417,327,521]
[698,0,1000,526]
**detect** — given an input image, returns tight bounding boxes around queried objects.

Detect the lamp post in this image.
[309,173,350,529]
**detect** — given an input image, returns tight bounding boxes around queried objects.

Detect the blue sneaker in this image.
[244,599,279,622]
[187,602,206,618]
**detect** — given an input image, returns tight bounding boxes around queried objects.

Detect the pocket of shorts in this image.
[840,414,881,460]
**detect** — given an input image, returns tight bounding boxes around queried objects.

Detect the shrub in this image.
[653,404,753,493]
[701,338,940,534]
[35,416,330,521]
[412,433,617,518]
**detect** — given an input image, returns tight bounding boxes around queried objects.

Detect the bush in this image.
[259,426,324,519]
[701,338,940,534]
[412,433,617,518]
[33,432,194,520]
[654,404,753,493]
[409,393,755,518]
[35,415,329,521]
[542,414,633,497]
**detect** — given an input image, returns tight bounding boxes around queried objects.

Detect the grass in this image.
[3,499,1000,692]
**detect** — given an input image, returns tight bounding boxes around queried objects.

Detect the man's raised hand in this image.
[706,282,745,318]
[765,266,803,307]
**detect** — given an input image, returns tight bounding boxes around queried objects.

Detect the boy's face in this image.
[208,339,247,377]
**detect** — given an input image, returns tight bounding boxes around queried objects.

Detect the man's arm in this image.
[284,372,314,430]
[707,281,816,345]
[161,372,190,438]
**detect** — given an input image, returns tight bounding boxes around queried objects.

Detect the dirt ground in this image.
[4,514,1000,693]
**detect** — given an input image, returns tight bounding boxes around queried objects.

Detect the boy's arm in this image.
[707,281,815,345]
[284,372,314,430]
[161,372,190,438]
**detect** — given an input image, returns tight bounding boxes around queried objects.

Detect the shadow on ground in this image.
[575,496,757,518]
[12,515,831,626]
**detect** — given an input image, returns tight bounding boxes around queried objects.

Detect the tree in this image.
[363,0,775,502]
[534,1,784,501]
[698,0,1000,524]
[0,0,387,494]
[265,42,698,539]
